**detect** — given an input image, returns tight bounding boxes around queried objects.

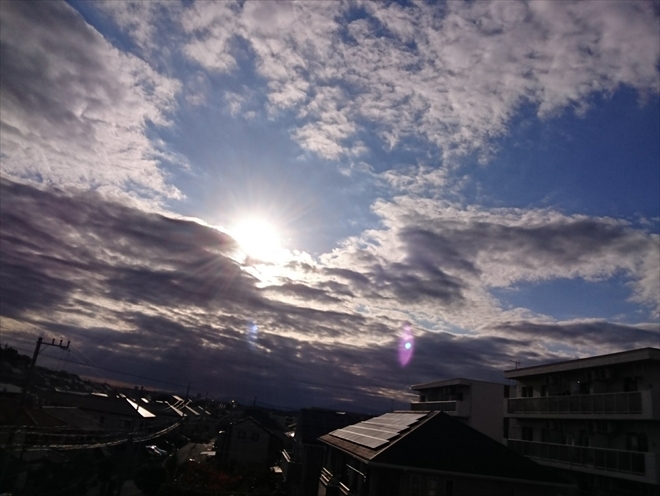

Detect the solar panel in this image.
[329,412,427,450]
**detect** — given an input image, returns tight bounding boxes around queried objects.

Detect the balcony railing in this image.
[507,391,646,415]
[411,399,472,418]
[411,400,457,412]
[508,439,647,476]
[280,449,301,484]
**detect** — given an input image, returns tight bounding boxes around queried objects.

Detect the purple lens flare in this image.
[398,322,414,366]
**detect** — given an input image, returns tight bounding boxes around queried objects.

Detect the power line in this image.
[5,343,408,407]
[7,345,191,390]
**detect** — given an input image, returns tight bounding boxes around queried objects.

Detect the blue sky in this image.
[1,0,658,410]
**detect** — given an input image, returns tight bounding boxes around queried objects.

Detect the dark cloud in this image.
[2,179,657,410]
[263,281,344,304]
[493,321,660,350]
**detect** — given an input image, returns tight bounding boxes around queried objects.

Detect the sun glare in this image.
[231,218,282,262]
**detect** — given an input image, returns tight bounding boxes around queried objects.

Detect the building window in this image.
[238,430,246,439]
[627,433,648,452]
[445,480,454,496]
[427,477,437,496]
[522,426,533,441]
[251,432,260,441]
[410,475,420,496]
[623,377,638,392]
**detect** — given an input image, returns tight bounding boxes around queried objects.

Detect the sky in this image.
[0,0,658,412]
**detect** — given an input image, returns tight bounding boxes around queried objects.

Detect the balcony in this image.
[507,391,653,418]
[319,467,341,496]
[280,449,301,484]
[508,439,658,484]
[410,400,470,417]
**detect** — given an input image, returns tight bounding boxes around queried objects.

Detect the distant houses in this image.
[3,343,658,496]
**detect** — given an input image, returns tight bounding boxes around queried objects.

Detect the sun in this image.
[231,218,282,262]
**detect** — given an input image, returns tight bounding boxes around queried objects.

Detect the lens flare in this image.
[246,321,258,349]
[398,322,414,367]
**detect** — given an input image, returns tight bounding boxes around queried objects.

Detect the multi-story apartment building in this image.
[410,378,506,442]
[504,347,660,496]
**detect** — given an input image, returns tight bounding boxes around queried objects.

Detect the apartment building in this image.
[410,378,506,442]
[504,347,660,496]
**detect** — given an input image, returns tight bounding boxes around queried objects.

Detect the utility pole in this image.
[20,337,70,407]
[1,337,70,490]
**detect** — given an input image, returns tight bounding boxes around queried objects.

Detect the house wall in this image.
[414,381,505,443]
[227,420,270,465]
[469,381,505,443]
[319,449,573,496]
[397,470,574,496]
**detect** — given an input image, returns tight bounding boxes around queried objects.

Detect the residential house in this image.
[38,390,156,432]
[318,410,574,496]
[504,347,660,496]
[216,416,284,466]
[411,378,506,442]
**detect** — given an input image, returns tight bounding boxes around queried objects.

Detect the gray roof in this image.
[329,412,426,450]
[320,411,571,486]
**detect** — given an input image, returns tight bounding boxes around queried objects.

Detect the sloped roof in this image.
[41,406,102,430]
[297,408,372,445]
[320,411,568,485]
[39,390,142,417]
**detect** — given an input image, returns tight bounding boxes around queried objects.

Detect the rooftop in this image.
[411,377,505,391]
[320,411,570,486]
[504,347,660,379]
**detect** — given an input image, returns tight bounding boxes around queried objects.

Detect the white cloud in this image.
[0,1,183,203]
[176,0,658,163]
[316,197,660,327]
[180,2,239,73]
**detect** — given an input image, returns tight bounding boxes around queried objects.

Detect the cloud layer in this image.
[172,0,659,161]
[1,1,658,408]
[2,179,657,408]
[0,1,182,203]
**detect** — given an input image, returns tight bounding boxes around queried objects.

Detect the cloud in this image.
[492,320,659,352]
[0,1,182,203]
[320,196,660,324]
[2,179,657,408]
[172,1,659,162]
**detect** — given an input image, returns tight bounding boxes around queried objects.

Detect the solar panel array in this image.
[329,412,427,450]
